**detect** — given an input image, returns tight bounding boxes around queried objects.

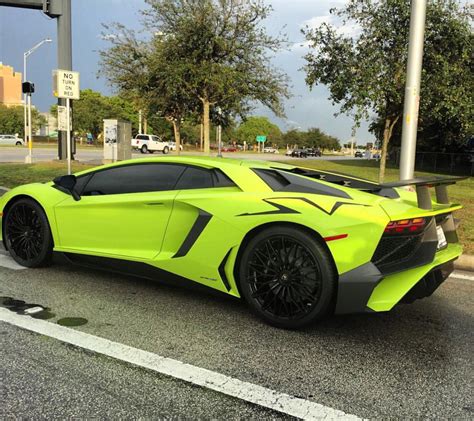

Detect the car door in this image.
[54,163,186,260]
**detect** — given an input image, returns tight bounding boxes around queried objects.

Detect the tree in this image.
[100,0,290,153]
[0,105,44,138]
[51,89,142,139]
[235,116,282,147]
[303,0,473,182]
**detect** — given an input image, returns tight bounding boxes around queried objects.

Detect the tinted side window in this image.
[82,164,186,195]
[136,135,148,140]
[175,167,237,190]
[175,167,213,190]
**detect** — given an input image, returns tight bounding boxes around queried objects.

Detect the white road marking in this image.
[450,271,474,281]
[0,308,360,420]
[0,254,26,270]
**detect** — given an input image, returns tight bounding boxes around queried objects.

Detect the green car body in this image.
[0,156,463,325]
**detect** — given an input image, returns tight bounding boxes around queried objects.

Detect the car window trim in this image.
[78,162,236,196]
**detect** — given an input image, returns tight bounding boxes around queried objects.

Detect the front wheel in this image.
[238,226,335,329]
[15,141,22,146]
[3,198,53,268]
[162,146,169,154]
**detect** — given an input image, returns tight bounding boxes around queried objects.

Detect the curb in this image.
[455,254,474,272]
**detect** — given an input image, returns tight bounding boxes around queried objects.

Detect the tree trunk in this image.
[143,117,148,135]
[172,119,181,156]
[379,115,400,183]
[202,99,210,154]
[379,118,391,184]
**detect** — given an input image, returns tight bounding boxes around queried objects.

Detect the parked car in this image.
[222,145,237,152]
[1,156,464,328]
[263,147,279,154]
[354,150,363,158]
[132,134,169,154]
[168,141,183,151]
[0,134,23,146]
[288,149,308,158]
[305,148,322,157]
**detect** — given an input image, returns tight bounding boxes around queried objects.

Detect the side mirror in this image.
[53,175,81,201]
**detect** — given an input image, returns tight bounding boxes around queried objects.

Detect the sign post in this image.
[53,69,80,174]
[256,135,266,153]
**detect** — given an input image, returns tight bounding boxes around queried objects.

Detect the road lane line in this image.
[450,271,474,281]
[0,308,360,420]
[0,254,26,270]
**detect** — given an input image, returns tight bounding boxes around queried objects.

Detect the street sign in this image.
[57,105,71,131]
[256,135,266,143]
[53,69,80,99]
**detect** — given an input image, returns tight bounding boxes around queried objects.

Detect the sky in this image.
[0,0,374,144]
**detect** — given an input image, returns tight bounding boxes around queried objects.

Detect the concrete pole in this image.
[399,0,427,180]
[57,0,72,160]
[138,109,142,133]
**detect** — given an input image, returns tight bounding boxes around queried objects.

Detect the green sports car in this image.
[0,157,464,328]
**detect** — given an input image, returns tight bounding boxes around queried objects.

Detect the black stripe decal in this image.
[237,198,300,216]
[237,197,370,217]
[173,210,212,258]
[218,249,232,291]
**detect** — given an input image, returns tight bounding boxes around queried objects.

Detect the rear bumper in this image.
[335,243,462,314]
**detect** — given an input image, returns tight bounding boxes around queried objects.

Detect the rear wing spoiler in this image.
[380,176,467,210]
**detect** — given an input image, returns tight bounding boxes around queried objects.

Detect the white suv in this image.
[131,134,169,154]
[0,134,23,146]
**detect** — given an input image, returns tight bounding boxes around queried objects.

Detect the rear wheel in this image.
[141,145,148,154]
[238,226,335,329]
[162,146,169,154]
[15,141,22,146]
[3,199,53,268]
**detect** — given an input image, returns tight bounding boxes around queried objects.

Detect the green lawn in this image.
[0,159,472,254]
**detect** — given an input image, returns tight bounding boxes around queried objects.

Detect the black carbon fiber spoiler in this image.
[380,176,467,210]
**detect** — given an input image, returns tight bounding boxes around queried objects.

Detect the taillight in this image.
[384,218,427,235]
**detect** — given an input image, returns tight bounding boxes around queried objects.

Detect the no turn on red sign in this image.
[53,69,80,100]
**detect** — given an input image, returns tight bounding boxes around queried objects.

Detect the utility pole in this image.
[56,0,72,161]
[138,109,142,133]
[399,0,427,180]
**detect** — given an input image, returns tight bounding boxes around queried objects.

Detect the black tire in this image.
[15,141,22,146]
[141,145,148,154]
[3,198,53,268]
[162,146,169,154]
[238,226,335,329]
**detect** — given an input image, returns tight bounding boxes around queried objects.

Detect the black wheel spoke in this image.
[5,203,45,262]
[247,234,322,320]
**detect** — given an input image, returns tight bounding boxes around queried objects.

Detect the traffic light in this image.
[22,81,35,94]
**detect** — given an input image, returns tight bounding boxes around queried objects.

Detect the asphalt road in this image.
[0,146,357,163]
[0,247,472,419]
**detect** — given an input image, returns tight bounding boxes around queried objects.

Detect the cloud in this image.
[302,14,361,38]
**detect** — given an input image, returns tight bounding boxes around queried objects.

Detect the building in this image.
[36,112,57,136]
[0,63,22,107]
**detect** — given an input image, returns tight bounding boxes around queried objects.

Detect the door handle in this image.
[146,202,164,206]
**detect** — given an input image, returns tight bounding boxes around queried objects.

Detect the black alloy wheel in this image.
[3,199,53,268]
[239,226,335,329]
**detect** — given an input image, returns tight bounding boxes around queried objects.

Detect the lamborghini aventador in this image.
[0,157,464,328]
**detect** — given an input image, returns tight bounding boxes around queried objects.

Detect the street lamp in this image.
[23,37,52,163]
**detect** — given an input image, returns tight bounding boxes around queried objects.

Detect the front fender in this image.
[0,183,69,246]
